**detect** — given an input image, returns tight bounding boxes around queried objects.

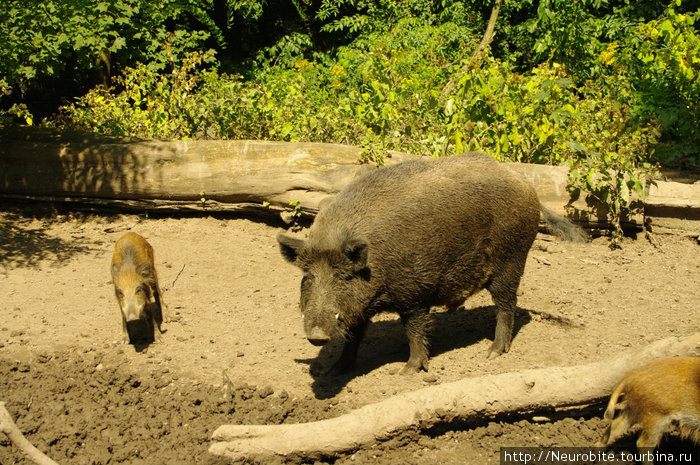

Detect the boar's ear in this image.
[277,234,305,265]
[136,262,152,279]
[343,239,368,271]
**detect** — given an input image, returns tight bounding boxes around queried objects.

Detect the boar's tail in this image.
[540,204,589,242]
[603,380,626,420]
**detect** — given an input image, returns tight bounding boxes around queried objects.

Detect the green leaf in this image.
[658,19,674,35]
[444,98,455,116]
[111,36,126,51]
[619,181,630,204]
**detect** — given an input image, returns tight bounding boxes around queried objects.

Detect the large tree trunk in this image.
[209,333,699,462]
[0,127,386,218]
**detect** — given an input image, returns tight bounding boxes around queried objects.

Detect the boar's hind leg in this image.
[399,308,432,374]
[486,272,520,360]
[329,324,367,375]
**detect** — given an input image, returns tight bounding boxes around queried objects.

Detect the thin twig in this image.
[170,264,186,289]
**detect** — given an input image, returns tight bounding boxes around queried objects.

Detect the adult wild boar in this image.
[277,153,586,374]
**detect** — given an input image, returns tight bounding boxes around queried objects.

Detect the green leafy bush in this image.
[444,61,579,163]
[566,77,661,247]
[0,0,216,107]
[55,51,218,139]
[617,1,700,167]
[11,0,692,246]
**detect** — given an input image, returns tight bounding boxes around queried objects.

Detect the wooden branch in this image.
[473,0,503,58]
[0,401,60,465]
[442,0,502,97]
[209,333,699,461]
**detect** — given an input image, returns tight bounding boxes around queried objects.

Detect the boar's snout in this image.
[307,326,331,346]
[121,294,145,322]
[124,304,142,323]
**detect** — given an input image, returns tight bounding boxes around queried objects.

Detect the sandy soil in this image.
[0,203,698,464]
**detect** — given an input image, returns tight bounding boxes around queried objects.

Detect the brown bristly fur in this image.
[598,357,700,463]
[111,232,165,344]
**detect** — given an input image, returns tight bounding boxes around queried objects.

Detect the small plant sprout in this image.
[289,200,303,219]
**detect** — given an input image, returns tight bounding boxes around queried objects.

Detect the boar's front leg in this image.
[399,307,432,374]
[329,323,367,375]
[150,302,163,343]
[487,273,519,359]
[121,314,131,344]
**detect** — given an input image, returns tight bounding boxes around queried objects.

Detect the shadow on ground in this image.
[296,305,580,399]
[0,213,95,270]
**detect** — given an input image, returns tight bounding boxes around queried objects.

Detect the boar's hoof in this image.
[307,326,331,346]
[486,348,506,360]
[399,358,429,375]
[487,340,511,360]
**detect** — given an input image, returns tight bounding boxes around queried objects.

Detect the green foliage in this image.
[613,0,700,167]
[55,18,474,151]
[289,200,303,220]
[444,61,580,163]
[2,0,696,244]
[516,0,606,80]
[317,0,434,36]
[566,77,661,247]
[1,103,34,126]
[55,51,218,139]
[254,33,315,69]
[0,0,217,121]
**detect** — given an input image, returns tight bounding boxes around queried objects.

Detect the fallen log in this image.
[209,333,699,461]
[7,127,698,233]
[1,127,625,228]
[0,127,389,217]
[0,401,60,465]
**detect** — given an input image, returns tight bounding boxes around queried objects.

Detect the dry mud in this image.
[1,204,698,464]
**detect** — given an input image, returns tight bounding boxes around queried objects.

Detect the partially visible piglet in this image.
[597,356,700,463]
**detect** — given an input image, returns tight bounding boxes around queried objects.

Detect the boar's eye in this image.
[115,289,124,299]
[135,285,148,295]
[301,274,313,287]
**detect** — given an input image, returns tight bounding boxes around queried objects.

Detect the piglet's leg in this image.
[121,315,130,344]
[149,301,163,343]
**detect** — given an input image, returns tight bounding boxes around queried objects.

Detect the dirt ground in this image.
[0,203,698,465]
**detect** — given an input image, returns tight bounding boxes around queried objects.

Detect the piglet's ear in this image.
[137,262,152,279]
[277,234,305,265]
[343,239,368,271]
[111,263,120,280]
